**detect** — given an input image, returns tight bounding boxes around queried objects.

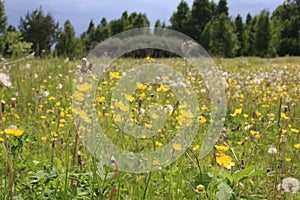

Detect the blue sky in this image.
[5,0,284,36]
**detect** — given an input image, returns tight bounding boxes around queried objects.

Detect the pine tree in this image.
[216,0,229,17]
[170,1,191,36]
[55,20,77,58]
[254,10,270,57]
[234,14,244,56]
[209,13,238,57]
[190,0,212,42]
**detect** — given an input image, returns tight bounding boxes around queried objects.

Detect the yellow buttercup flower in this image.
[295,144,300,149]
[215,145,229,152]
[199,116,207,124]
[173,143,182,151]
[96,96,105,104]
[196,184,205,192]
[155,141,163,147]
[109,71,122,79]
[136,82,147,91]
[216,153,235,169]
[230,108,242,117]
[157,84,169,92]
[76,83,92,93]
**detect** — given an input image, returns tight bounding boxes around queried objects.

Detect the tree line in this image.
[0,0,299,58]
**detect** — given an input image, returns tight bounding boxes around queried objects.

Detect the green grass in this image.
[0,57,300,199]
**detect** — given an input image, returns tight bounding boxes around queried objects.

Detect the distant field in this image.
[0,57,299,199]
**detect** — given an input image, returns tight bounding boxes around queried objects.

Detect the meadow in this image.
[0,56,300,199]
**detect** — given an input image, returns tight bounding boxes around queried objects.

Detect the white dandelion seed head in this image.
[43,91,50,97]
[56,83,63,90]
[244,124,253,131]
[0,73,12,88]
[165,104,173,114]
[268,147,277,154]
[25,63,31,69]
[282,177,299,194]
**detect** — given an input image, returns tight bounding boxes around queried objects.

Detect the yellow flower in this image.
[114,101,129,112]
[282,129,287,134]
[60,112,65,117]
[125,94,135,103]
[40,115,47,119]
[136,82,147,91]
[109,71,122,79]
[0,138,4,143]
[5,128,24,137]
[145,56,155,62]
[96,96,105,104]
[295,144,300,149]
[181,110,194,118]
[155,141,163,147]
[152,160,159,166]
[41,136,47,141]
[215,145,229,152]
[255,134,261,139]
[76,83,92,93]
[73,91,84,102]
[157,84,169,92]
[291,128,299,133]
[216,153,235,169]
[172,143,182,151]
[55,102,61,107]
[199,116,207,124]
[196,184,205,192]
[193,145,200,151]
[79,111,91,123]
[51,132,58,137]
[250,130,256,135]
[280,112,289,120]
[243,114,249,118]
[286,157,292,162]
[139,92,146,100]
[230,108,242,117]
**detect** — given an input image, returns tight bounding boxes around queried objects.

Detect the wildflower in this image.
[109,71,122,79]
[199,116,207,124]
[76,83,92,93]
[230,108,242,117]
[125,94,135,103]
[0,138,4,143]
[0,73,12,88]
[250,130,256,135]
[139,92,146,100]
[56,83,63,90]
[73,91,84,101]
[41,136,47,141]
[215,145,229,152]
[281,112,289,120]
[155,141,163,147]
[157,84,169,92]
[152,160,159,166]
[281,177,299,194]
[216,153,235,169]
[291,128,299,133]
[172,143,182,151]
[244,124,253,131]
[96,97,105,104]
[193,145,200,151]
[196,184,205,192]
[165,104,173,114]
[51,132,58,137]
[4,127,24,137]
[294,144,300,149]
[136,82,147,91]
[268,147,277,154]
[40,116,46,119]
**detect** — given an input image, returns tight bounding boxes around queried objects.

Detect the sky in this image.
[5,0,285,36]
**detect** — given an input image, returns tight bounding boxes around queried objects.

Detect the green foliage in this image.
[18,7,59,57]
[4,31,32,57]
[254,10,270,57]
[170,1,192,36]
[0,0,7,35]
[55,20,78,59]
[234,14,244,56]
[209,13,238,57]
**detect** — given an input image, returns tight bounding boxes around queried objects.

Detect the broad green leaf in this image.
[234,165,255,182]
[216,183,233,200]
